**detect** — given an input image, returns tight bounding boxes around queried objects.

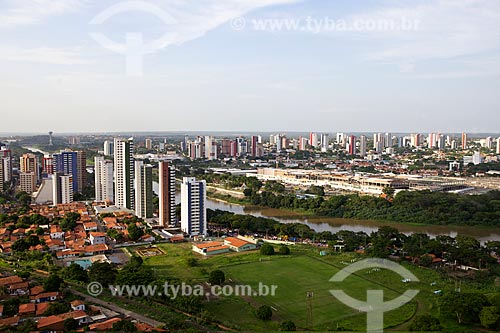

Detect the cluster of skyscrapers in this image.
[179,132,500,163]
[184,135,264,159]
[11,150,87,205]
[96,138,207,236]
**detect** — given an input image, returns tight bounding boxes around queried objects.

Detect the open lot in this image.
[138,243,476,331]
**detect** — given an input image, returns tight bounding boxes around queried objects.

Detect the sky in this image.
[0,0,499,134]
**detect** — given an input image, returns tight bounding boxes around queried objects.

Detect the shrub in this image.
[255,305,272,320]
[409,315,442,331]
[260,243,275,255]
[279,245,290,255]
[208,270,225,285]
[279,320,296,331]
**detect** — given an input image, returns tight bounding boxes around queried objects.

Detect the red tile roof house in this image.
[56,249,81,259]
[30,291,62,303]
[36,315,65,331]
[0,316,20,329]
[30,285,45,296]
[88,317,122,331]
[83,222,98,232]
[70,300,85,311]
[50,225,64,239]
[223,237,258,252]
[89,232,106,245]
[8,281,30,296]
[81,244,110,256]
[58,310,92,325]
[36,302,50,316]
[45,238,66,252]
[11,228,25,238]
[0,275,24,289]
[18,303,36,317]
[140,234,155,243]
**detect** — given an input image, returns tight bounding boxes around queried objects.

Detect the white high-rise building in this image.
[0,161,4,192]
[52,172,73,205]
[94,156,114,203]
[114,138,135,209]
[103,140,114,156]
[181,177,207,236]
[359,135,367,157]
[204,136,217,160]
[134,160,153,219]
[497,138,500,155]
[384,133,392,148]
[320,134,329,152]
[336,133,345,145]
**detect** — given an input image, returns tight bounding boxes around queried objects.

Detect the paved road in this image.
[68,288,165,328]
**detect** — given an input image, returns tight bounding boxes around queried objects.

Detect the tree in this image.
[208,270,225,285]
[440,292,489,324]
[419,254,433,267]
[185,257,198,267]
[382,186,395,197]
[127,223,144,241]
[63,263,89,283]
[255,305,272,320]
[88,262,117,287]
[45,302,70,316]
[279,320,296,331]
[260,243,275,255]
[59,212,80,231]
[409,315,442,331]
[64,318,78,331]
[43,274,63,292]
[112,319,138,332]
[480,306,500,329]
[11,238,30,252]
[278,245,290,255]
[30,213,49,225]
[107,229,124,241]
[2,297,23,316]
[305,185,325,196]
[115,261,154,287]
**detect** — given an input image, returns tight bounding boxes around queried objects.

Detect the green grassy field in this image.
[139,243,484,332]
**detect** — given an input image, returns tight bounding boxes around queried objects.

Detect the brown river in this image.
[153,183,500,243]
[205,198,500,244]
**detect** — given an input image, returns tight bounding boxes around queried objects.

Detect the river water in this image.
[151,182,500,243]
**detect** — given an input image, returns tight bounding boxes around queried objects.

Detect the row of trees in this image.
[244,189,500,226]
[208,209,499,271]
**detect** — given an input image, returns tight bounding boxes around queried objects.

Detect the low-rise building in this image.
[223,237,257,252]
[192,241,230,256]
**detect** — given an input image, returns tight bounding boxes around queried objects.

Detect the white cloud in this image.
[106,0,301,48]
[349,0,500,61]
[0,0,87,28]
[0,46,91,65]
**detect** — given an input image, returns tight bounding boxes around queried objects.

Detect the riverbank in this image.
[205,193,500,243]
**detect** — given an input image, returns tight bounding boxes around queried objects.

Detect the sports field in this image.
[140,243,464,331]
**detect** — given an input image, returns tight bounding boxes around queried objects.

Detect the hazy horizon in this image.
[1,0,499,133]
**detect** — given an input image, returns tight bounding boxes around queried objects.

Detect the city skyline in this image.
[1,0,499,133]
